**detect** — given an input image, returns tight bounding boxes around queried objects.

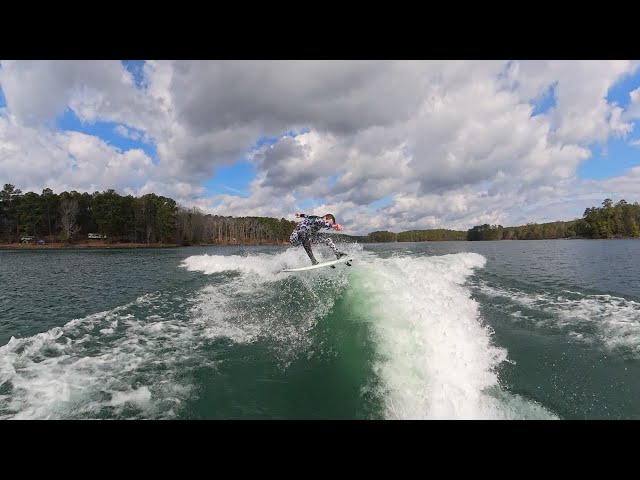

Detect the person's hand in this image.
[295,213,300,218]
[333,224,343,231]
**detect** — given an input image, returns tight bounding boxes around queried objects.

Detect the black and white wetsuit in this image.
[289,214,339,264]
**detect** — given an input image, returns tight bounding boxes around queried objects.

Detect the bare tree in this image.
[60,198,80,241]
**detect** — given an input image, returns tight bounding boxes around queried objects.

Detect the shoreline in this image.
[1,236,637,251]
[0,242,179,250]
[0,241,290,250]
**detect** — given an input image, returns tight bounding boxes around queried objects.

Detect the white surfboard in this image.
[282,257,353,272]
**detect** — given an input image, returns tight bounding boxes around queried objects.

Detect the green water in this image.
[1,240,639,419]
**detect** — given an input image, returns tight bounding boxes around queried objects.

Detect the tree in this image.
[17,191,43,237]
[41,188,58,240]
[0,184,23,242]
[622,201,639,237]
[59,197,80,242]
[368,231,398,242]
[599,198,614,238]
[91,189,123,240]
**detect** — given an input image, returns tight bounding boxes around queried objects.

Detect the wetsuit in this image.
[289,214,341,264]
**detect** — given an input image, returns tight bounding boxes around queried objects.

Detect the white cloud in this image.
[624,87,640,120]
[586,166,640,200]
[507,60,637,144]
[2,60,640,235]
[127,180,205,202]
[113,124,143,141]
[0,114,154,194]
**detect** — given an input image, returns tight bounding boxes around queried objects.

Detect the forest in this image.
[0,184,295,245]
[1,184,637,246]
[467,199,640,240]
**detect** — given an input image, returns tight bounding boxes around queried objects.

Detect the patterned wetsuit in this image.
[289,214,339,264]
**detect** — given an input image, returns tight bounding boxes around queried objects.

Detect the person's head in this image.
[323,213,336,224]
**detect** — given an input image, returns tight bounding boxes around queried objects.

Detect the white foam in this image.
[185,249,356,364]
[510,311,529,320]
[350,252,556,419]
[180,246,360,361]
[180,244,361,280]
[0,293,202,420]
[473,281,640,356]
[2,245,561,420]
[109,386,152,407]
[181,253,282,277]
[1,245,362,418]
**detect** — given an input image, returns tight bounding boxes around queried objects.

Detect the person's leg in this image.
[291,229,317,264]
[318,235,345,259]
[302,237,318,264]
[289,229,301,247]
[308,235,345,268]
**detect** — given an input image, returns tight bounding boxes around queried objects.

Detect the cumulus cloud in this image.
[2,60,640,235]
[0,114,154,194]
[113,124,145,141]
[624,87,640,120]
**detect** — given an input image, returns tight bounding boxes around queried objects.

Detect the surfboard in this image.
[282,257,353,272]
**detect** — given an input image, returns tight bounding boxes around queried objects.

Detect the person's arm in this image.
[315,217,344,230]
[298,216,330,229]
[295,213,342,230]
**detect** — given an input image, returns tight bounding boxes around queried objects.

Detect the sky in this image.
[1,60,640,235]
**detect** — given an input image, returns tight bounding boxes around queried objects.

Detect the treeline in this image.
[467,221,579,240]
[467,199,640,240]
[5,184,636,246]
[0,184,296,245]
[360,229,467,243]
[177,213,296,245]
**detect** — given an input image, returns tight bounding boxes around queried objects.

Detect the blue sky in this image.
[530,82,557,116]
[56,107,158,161]
[38,63,640,204]
[2,60,640,233]
[0,70,308,203]
[205,162,254,197]
[580,131,640,180]
[527,69,640,181]
[122,60,147,88]
[202,129,314,197]
[580,69,640,180]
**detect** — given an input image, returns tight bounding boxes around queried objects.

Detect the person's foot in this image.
[311,258,319,265]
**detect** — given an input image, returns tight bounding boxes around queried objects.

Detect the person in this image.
[289,213,347,265]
